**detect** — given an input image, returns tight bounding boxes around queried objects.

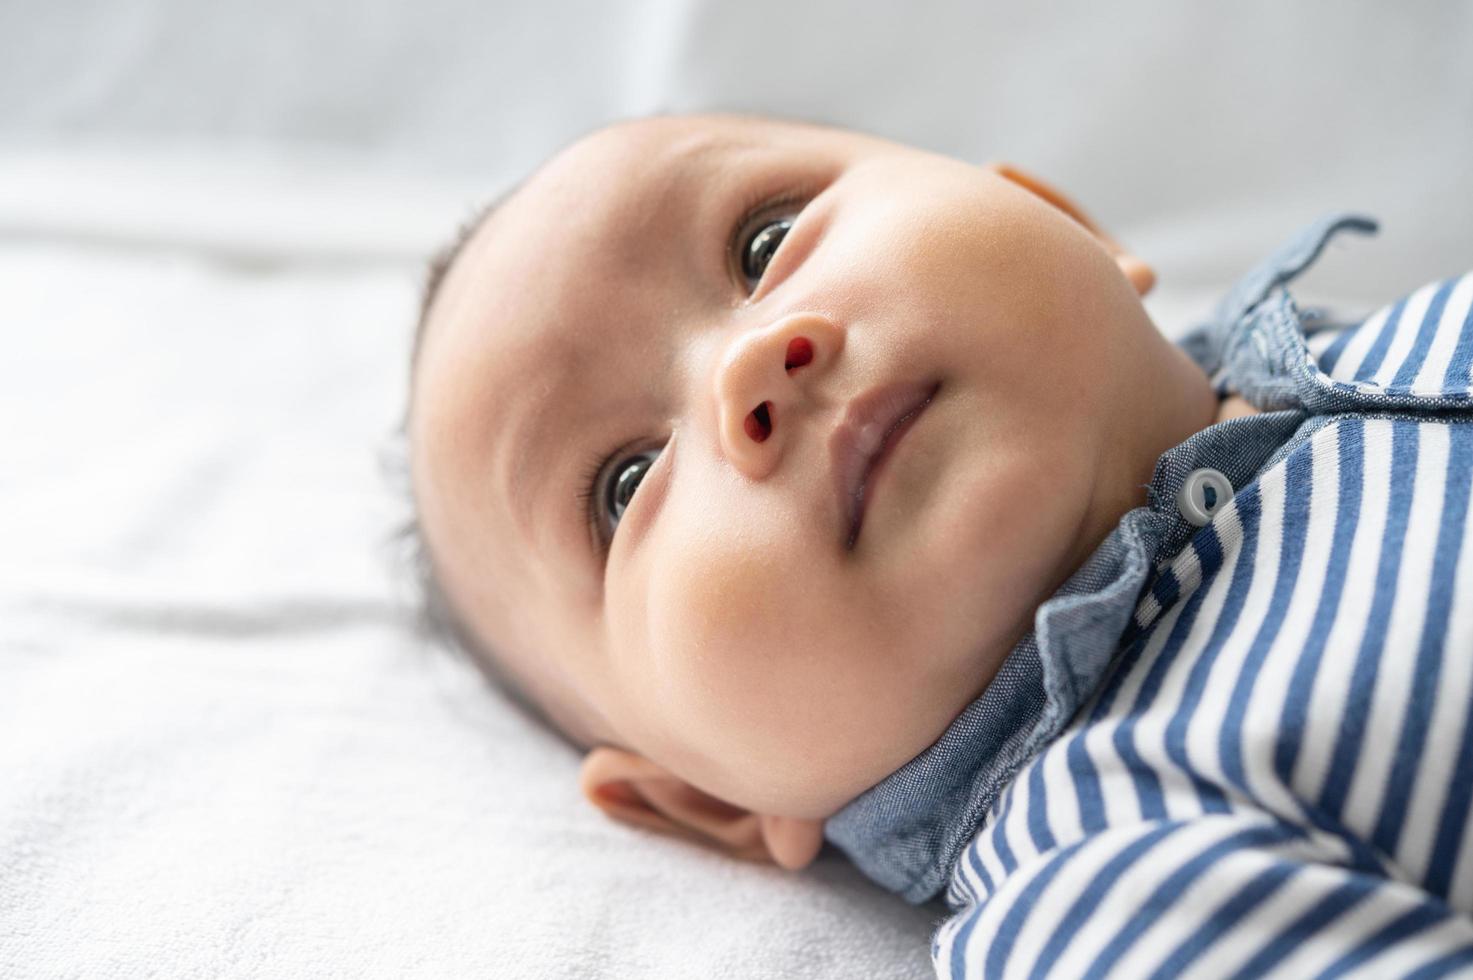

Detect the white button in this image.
[1177,468,1234,527]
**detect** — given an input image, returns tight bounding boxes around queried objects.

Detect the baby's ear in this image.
[984,162,1156,296]
[578,745,825,871]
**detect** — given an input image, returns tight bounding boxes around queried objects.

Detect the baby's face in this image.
[411,114,1165,819]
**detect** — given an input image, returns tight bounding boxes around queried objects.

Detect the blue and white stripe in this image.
[934,275,1473,977]
[1313,272,1473,399]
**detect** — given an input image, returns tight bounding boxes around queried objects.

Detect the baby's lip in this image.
[829,379,939,549]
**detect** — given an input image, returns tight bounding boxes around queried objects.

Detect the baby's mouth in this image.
[830,379,940,549]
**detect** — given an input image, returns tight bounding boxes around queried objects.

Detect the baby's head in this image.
[407,113,1212,870]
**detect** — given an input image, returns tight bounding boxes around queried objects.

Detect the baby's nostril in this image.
[745,401,773,442]
[785,337,814,373]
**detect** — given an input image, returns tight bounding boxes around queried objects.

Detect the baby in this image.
[407,113,1473,976]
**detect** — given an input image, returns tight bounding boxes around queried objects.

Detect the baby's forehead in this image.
[434,119,821,360]
[534,113,834,192]
[424,114,878,366]
[494,114,864,244]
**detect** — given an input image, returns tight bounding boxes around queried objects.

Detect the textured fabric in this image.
[937,415,1473,976]
[926,231,1473,975]
[828,214,1473,976]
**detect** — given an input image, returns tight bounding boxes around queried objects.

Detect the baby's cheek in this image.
[641,516,864,722]
[636,533,855,808]
[644,526,796,691]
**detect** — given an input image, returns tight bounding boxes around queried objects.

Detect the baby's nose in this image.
[715,312,844,481]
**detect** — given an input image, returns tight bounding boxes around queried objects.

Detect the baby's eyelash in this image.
[575,445,613,553]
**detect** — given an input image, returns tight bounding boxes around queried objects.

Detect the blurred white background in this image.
[1,4,1470,978]
[1,0,1469,293]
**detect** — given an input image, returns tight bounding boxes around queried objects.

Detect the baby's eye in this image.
[603,448,662,533]
[730,185,819,293]
[739,216,794,290]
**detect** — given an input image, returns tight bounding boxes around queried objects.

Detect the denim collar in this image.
[823,213,1379,904]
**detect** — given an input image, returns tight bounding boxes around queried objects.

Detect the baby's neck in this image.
[1074,340,1222,568]
[1034,341,1211,615]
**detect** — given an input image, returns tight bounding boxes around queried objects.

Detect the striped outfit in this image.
[824,215,1473,977]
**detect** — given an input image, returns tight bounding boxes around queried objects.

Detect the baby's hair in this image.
[387,188,593,757]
